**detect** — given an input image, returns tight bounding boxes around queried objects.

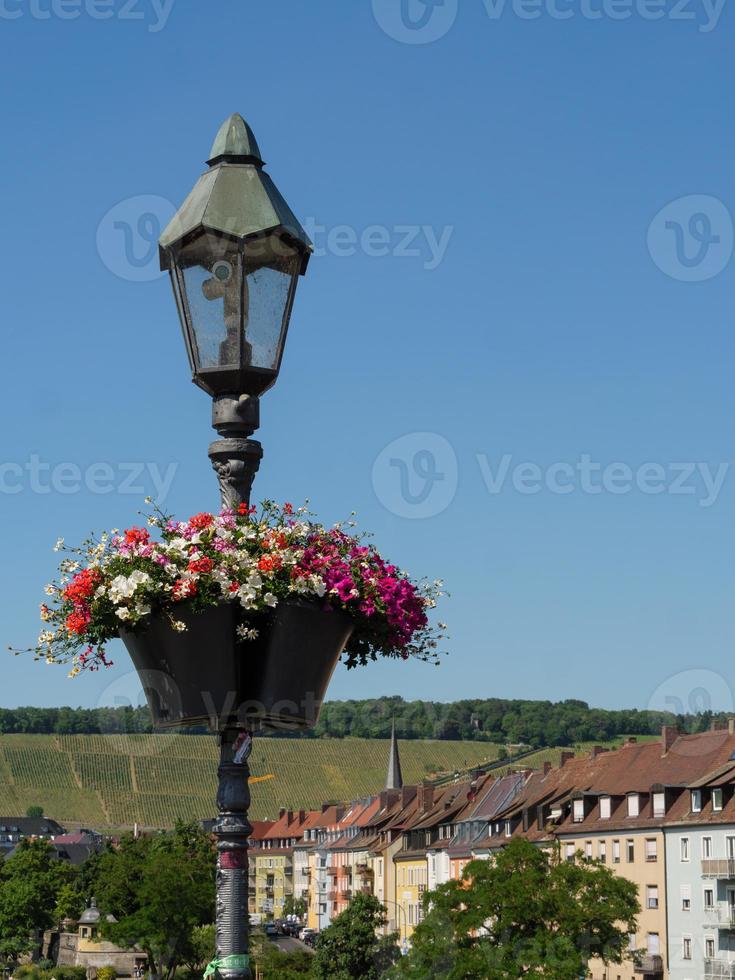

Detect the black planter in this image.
[119,598,354,732]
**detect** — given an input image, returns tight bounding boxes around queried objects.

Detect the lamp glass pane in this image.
[178,233,243,370]
[243,260,297,371]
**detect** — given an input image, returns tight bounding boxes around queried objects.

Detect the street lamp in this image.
[158,114,313,980]
[159,112,312,510]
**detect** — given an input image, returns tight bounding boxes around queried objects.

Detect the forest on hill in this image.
[0,697,722,747]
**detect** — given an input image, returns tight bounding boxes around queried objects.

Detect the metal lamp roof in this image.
[159,114,312,271]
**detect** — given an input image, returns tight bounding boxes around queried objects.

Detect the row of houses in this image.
[247,721,735,980]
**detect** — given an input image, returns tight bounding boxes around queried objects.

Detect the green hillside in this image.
[0,734,501,830]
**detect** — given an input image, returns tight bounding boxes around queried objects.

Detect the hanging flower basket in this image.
[119,598,354,731]
[18,501,446,732]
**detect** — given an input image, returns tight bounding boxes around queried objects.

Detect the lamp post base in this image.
[214,729,253,980]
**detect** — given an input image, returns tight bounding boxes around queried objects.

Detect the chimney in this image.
[298,810,305,823]
[286,810,294,825]
[625,737,637,745]
[401,786,415,808]
[590,745,608,760]
[543,762,553,776]
[661,726,680,757]
[418,783,435,812]
[560,751,574,768]
[729,718,735,735]
[279,807,286,819]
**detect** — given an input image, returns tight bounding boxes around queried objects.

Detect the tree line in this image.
[0,698,726,747]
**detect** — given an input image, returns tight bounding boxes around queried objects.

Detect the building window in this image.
[652,792,665,818]
[705,937,715,958]
[600,797,611,819]
[626,840,635,863]
[599,840,606,862]
[627,794,639,817]
[727,838,735,860]
[645,838,658,862]
[703,837,713,859]
[681,837,690,862]
[681,884,691,911]
[647,933,660,957]
[573,799,584,823]
[713,788,723,812]
[585,841,592,860]
[612,840,621,864]
[691,790,702,813]
[565,843,575,862]
[704,888,714,910]
[646,885,659,910]
[682,936,692,960]
[504,821,512,837]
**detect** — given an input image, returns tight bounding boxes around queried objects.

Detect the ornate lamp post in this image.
[157,114,314,980]
[159,112,312,511]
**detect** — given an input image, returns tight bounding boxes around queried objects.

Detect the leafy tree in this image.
[311,893,399,980]
[25,806,44,818]
[91,821,215,980]
[282,896,307,919]
[181,923,215,974]
[0,839,76,959]
[251,935,312,979]
[390,839,639,980]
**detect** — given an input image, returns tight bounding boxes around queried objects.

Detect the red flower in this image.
[228,581,240,593]
[66,609,90,636]
[173,579,198,600]
[63,569,101,605]
[187,557,214,575]
[189,513,214,530]
[238,504,257,516]
[283,502,294,516]
[258,554,282,573]
[124,527,150,546]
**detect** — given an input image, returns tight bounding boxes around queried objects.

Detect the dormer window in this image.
[713,788,724,812]
[691,790,702,813]
[652,792,665,818]
[627,794,640,817]
[600,797,611,819]
[504,820,512,837]
[573,799,584,823]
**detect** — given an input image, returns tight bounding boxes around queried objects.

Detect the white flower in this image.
[129,569,151,589]
[53,538,64,552]
[264,593,278,607]
[136,604,152,617]
[171,620,187,632]
[44,584,55,596]
[236,624,259,641]
[116,607,131,621]
[94,585,106,598]
[310,576,326,598]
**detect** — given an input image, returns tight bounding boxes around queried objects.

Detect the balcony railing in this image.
[704,959,735,979]
[633,954,664,976]
[704,904,735,929]
[703,859,735,878]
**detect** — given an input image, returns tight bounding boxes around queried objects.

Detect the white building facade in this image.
[665,814,735,979]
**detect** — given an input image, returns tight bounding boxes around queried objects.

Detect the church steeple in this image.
[385,718,403,790]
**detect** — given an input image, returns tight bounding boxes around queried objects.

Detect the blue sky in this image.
[1,0,735,715]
